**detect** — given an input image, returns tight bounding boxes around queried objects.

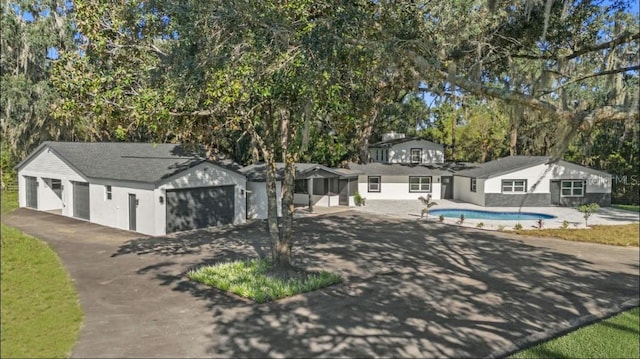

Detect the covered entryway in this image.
[25,176,38,209]
[73,181,90,220]
[166,185,235,233]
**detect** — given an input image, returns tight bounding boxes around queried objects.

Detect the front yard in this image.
[515,223,639,247]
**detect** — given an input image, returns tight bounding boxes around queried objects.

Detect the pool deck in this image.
[352,199,639,231]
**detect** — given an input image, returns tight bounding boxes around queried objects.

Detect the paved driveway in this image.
[3,208,639,358]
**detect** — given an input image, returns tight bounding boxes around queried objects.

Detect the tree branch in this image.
[542,65,640,96]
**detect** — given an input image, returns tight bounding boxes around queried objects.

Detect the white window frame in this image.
[105,185,112,200]
[561,180,585,197]
[409,176,432,192]
[368,176,381,192]
[410,148,422,164]
[470,178,477,192]
[502,179,527,193]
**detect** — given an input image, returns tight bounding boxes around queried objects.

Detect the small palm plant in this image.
[418,195,438,219]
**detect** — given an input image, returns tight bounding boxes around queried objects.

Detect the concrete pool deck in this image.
[353,199,639,230]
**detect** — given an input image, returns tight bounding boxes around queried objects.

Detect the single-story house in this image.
[15,142,247,235]
[240,163,360,219]
[453,156,612,207]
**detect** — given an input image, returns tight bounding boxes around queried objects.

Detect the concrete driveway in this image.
[3,208,639,358]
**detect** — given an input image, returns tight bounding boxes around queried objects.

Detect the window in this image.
[105,185,112,200]
[470,178,477,192]
[51,179,62,198]
[409,176,432,192]
[368,176,381,192]
[410,148,422,164]
[561,180,585,197]
[502,180,527,193]
[294,179,308,194]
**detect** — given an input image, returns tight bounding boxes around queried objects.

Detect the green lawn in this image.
[516,223,639,247]
[613,204,640,212]
[1,191,83,358]
[512,307,640,358]
[189,258,342,303]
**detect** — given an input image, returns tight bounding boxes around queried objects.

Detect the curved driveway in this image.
[3,208,639,358]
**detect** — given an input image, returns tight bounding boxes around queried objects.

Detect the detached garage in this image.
[16,142,247,235]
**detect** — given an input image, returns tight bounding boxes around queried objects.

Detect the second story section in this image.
[369,132,445,164]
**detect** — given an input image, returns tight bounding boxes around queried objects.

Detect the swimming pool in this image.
[429,209,556,221]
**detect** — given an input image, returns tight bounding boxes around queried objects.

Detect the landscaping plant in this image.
[476,222,484,228]
[418,195,437,219]
[438,214,445,223]
[577,203,600,227]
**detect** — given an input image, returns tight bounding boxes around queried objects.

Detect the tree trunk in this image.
[357,94,382,164]
[509,122,518,156]
[263,152,280,263]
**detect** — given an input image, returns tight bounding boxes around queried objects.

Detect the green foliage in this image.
[511,307,639,358]
[577,203,600,227]
[1,190,18,215]
[438,214,445,223]
[188,258,341,303]
[1,224,83,358]
[476,222,484,228]
[514,223,523,230]
[561,220,570,229]
[613,204,640,212]
[517,223,638,247]
[418,195,437,219]
[354,192,365,206]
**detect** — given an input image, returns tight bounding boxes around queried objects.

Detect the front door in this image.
[25,176,38,209]
[129,194,137,231]
[338,179,349,206]
[550,180,561,205]
[441,176,453,199]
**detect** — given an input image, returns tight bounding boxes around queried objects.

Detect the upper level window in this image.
[105,185,112,200]
[409,176,431,192]
[470,178,477,192]
[410,148,422,164]
[368,176,381,192]
[502,180,526,193]
[561,180,584,197]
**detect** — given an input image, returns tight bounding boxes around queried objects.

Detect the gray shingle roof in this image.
[240,163,361,181]
[17,142,243,184]
[346,162,457,176]
[453,156,552,179]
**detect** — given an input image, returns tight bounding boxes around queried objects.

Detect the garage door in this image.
[73,182,90,220]
[166,185,235,233]
[25,176,38,209]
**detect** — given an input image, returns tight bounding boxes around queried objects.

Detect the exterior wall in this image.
[453,176,485,206]
[17,147,86,217]
[293,193,341,207]
[246,181,282,220]
[358,175,442,200]
[484,162,612,207]
[158,162,248,233]
[370,140,445,164]
[89,179,156,234]
[484,193,551,207]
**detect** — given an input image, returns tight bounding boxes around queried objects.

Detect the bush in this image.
[514,223,523,230]
[438,214,445,222]
[354,192,365,206]
[577,203,600,227]
[562,220,570,229]
[476,222,484,228]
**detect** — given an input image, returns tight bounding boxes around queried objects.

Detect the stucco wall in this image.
[247,181,282,219]
[357,175,442,200]
[370,140,445,164]
[89,179,156,234]
[453,176,485,206]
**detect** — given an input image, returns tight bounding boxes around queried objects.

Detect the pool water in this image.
[429,209,556,221]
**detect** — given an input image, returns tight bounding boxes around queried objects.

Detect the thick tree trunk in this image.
[263,153,280,263]
[274,108,295,272]
[357,94,382,164]
[509,123,518,156]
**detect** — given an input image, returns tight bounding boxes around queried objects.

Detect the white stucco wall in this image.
[484,162,611,194]
[89,179,156,234]
[358,175,442,200]
[453,176,485,206]
[386,140,445,164]
[157,162,248,233]
[17,147,87,217]
[247,181,282,219]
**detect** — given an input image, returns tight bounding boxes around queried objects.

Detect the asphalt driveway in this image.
[3,208,639,358]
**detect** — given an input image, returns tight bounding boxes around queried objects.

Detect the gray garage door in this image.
[73,182,90,220]
[166,185,235,233]
[25,176,38,209]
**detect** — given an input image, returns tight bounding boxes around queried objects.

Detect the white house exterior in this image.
[453,156,612,207]
[369,133,445,164]
[16,142,247,236]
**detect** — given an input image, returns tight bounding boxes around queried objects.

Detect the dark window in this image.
[410,148,422,164]
[294,179,308,194]
[368,176,381,192]
[105,185,112,200]
[470,178,477,192]
[561,180,584,197]
[409,176,432,192]
[502,180,527,193]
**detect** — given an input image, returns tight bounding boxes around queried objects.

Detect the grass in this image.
[511,307,640,358]
[188,258,342,303]
[1,190,18,214]
[515,223,639,247]
[1,224,83,358]
[613,204,640,212]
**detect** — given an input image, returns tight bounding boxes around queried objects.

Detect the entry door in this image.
[441,176,453,199]
[338,179,349,206]
[550,180,561,205]
[129,194,137,231]
[25,176,38,209]
[73,182,90,220]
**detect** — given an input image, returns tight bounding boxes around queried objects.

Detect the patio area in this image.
[354,199,639,230]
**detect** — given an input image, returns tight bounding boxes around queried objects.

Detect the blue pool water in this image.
[429,209,556,220]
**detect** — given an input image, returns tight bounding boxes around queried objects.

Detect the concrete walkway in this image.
[356,199,639,231]
[3,208,639,357]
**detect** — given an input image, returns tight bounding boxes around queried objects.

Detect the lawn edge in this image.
[491,298,640,359]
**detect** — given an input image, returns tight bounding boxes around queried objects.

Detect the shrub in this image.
[577,203,600,227]
[354,192,364,206]
[418,195,437,219]
[562,220,570,229]
[476,222,484,228]
[514,223,523,230]
[438,214,445,223]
